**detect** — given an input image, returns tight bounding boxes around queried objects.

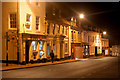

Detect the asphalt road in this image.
[2,57,120,79]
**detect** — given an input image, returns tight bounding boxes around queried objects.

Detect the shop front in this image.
[22,33,47,64]
[71,43,84,59]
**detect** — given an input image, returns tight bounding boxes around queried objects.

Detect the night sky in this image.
[51,2,120,46]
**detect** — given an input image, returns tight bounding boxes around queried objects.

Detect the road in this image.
[2,57,119,79]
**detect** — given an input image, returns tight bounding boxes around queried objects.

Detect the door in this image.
[95,46,97,56]
[74,47,83,59]
[25,40,29,64]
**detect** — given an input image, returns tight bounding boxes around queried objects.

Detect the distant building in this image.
[112,45,120,56]
[101,38,110,56]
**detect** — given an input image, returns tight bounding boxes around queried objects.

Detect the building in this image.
[111,45,120,56]
[2,2,46,64]
[2,2,110,64]
[101,38,110,55]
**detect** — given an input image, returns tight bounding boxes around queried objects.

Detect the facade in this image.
[101,38,110,55]
[111,45,120,56]
[2,2,110,64]
[2,2,46,63]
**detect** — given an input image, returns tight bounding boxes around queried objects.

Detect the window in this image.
[32,41,37,51]
[47,44,49,55]
[36,16,40,30]
[66,27,68,35]
[26,14,31,22]
[62,26,64,34]
[26,14,31,29]
[10,13,16,28]
[65,43,68,52]
[47,23,50,34]
[53,24,55,34]
[53,44,55,54]
[58,25,60,33]
[71,31,73,39]
[39,41,43,50]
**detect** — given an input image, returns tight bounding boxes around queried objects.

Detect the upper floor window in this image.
[36,16,40,30]
[65,43,68,52]
[47,23,50,34]
[26,14,31,29]
[53,24,55,34]
[71,31,73,39]
[26,14,31,22]
[10,13,16,28]
[62,26,64,34]
[65,27,68,35]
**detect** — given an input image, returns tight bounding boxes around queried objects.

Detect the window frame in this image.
[36,16,40,31]
[8,13,17,30]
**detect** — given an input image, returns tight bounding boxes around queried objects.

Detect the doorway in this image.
[95,46,97,56]
[25,40,29,64]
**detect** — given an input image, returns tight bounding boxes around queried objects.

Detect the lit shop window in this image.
[39,41,43,50]
[10,13,16,28]
[36,16,40,30]
[53,44,55,54]
[26,14,31,29]
[47,44,49,55]
[32,41,37,51]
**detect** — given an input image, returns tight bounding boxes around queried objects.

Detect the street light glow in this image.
[79,14,84,19]
[103,31,106,35]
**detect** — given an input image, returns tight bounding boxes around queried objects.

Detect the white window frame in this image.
[8,13,17,30]
[36,16,40,31]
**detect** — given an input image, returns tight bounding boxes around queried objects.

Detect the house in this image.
[2,2,46,64]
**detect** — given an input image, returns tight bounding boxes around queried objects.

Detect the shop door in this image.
[95,46,97,56]
[25,41,29,64]
[74,47,83,59]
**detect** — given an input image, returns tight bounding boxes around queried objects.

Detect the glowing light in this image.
[103,31,106,35]
[79,14,84,19]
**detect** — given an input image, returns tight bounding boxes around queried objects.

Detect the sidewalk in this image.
[1,56,104,71]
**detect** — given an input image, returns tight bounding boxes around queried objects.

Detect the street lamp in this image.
[79,14,84,19]
[103,31,106,35]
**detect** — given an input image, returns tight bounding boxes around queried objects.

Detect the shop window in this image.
[32,41,37,51]
[36,16,40,30]
[10,13,16,28]
[53,44,55,54]
[47,44,49,55]
[39,41,43,50]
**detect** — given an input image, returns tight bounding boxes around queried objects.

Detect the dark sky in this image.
[53,2,120,46]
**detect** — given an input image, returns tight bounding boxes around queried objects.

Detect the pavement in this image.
[1,56,104,71]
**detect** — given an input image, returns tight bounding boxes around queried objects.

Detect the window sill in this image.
[8,28,17,31]
[26,29,32,32]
